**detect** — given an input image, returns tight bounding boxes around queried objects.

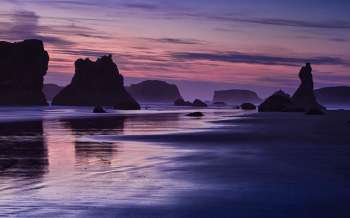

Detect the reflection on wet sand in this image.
[63,117,125,167]
[0,121,48,178]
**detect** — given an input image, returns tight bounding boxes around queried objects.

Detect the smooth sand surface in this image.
[1,109,349,217]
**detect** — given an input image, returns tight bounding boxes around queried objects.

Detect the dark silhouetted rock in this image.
[127,80,182,103]
[186,112,204,117]
[258,90,292,112]
[0,39,49,105]
[193,99,207,107]
[52,55,140,110]
[259,64,325,112]
[286,63,325,112]
[43,84,63,101]
[213,89,261,104]
[213,102,227,106]
[240,103,257,110]
[315,86,350,105]
[305,107,325,115]
[174,98,192,106]
[93,106,106,113]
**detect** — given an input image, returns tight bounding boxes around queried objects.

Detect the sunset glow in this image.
[1,0,349,98]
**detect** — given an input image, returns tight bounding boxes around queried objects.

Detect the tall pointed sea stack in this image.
[0,39,49,105]
[259,63,325,112]
[287,63,324,111]
[52,55,140,110]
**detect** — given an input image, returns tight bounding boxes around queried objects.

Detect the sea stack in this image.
[286,63,324,112]
[0,39,49,105]
[259,63,325,112]
[52,55,140,110]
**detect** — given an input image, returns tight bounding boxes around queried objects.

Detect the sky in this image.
[1,0,350,99]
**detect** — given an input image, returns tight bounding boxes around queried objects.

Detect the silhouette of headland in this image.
[0,39,49,105]
[52,55,140,110]
[213,89,261,104]
[315,86,350,105]
[259,63,325,113]
[127,80,182,103]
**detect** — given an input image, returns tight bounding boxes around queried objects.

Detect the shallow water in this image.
[0,107,349,217]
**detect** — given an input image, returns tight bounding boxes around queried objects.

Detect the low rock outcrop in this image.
[0,39,49,105]
[93,106,106,113]
[193,99,207,107]
[186,112,204,117]
[240,103,256,110]
[127,80,182,103]
[174,98,193,106]
[52,55,140,110]
[213,89,261,104]
[258,90,292,112]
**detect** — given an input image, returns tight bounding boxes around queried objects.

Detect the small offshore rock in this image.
[93,106,107,113]
[240,103,257,110]
[186,112,204,117]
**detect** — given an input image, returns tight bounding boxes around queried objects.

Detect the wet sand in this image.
[0,108,349,217]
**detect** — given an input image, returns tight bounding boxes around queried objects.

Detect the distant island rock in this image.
[43,84,63,101]
[213,89,261,104]
[127,80,182,103]
[315,86,350,105]
[52,55,140,110]
[0,39,49,105]
[259,63,325,112]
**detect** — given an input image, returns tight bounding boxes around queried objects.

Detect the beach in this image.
[0,107,349,218]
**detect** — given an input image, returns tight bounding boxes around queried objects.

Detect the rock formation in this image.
[240,103,256,110]
[315,86,350,105]
[258,90,292,112]
[259,63,325,112]
[174,98,208,107]
[287,63,324,111]
[93,106,107,113]
[213,89,261,104]
[186,112,204,117]
[43,84,63,101]
[193,99,208,107]
[0,39,49,105]
[52,55,140,110]
[127,80,182,102]
[174,98,193,106]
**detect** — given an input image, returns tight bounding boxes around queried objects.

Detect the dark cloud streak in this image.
[172,51,350,67]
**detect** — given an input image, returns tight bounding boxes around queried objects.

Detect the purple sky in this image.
[1,0,350,100]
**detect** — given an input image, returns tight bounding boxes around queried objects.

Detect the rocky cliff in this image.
[52,55,140,110]
[0,39,49,105]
